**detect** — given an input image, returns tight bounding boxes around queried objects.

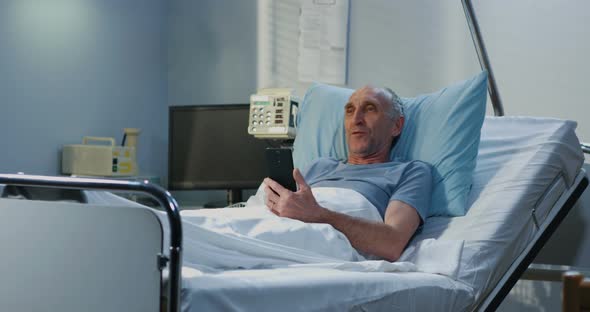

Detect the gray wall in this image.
[0,0,168,178]
[167,0,257,205]
[346,1,478,95]
[346,0,590,128]
[168,0,257,106]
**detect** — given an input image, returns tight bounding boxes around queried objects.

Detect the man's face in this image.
[344,87,402,159]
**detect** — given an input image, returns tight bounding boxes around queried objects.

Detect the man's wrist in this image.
[316,206,334,223]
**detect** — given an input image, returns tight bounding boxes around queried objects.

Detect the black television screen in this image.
[168,105,269,191]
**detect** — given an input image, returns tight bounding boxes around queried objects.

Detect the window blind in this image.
[257,0,310,96]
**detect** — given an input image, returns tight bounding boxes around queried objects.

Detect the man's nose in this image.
[351,109,364,124]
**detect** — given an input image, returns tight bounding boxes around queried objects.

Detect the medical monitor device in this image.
[248,88,298,139]
[168,104,269,204]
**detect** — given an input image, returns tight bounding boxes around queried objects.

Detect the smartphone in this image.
[265,147,297,192]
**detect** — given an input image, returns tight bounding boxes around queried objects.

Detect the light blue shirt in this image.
[302,158,432,221]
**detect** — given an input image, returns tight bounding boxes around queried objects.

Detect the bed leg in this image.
[562,271,583,312]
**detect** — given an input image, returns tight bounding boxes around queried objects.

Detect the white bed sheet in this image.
[174,116,584,312]
[180,268,474,312]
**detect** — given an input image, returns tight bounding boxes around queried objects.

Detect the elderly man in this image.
[263,86,432,262]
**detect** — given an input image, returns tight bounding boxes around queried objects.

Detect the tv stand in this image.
[227,188,243,205]
[202,188,243,208]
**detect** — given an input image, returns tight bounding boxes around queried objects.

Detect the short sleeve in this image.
[389,161,432,222]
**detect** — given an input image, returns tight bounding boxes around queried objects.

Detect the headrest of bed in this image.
[293,71,488,217]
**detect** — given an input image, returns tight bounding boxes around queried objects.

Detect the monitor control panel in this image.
[248,88,298,139]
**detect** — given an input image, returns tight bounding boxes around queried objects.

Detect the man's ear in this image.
[392,116,405,137]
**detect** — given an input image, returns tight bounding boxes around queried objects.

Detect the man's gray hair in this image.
[378,87,404,120]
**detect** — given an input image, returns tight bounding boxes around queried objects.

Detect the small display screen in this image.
[254,101,271,106]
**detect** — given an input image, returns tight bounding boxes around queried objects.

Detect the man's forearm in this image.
[317,208,405,262]
[262,173,415,261]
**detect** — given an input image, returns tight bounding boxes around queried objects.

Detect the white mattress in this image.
[176,116,584,312]
[411,116,584,309]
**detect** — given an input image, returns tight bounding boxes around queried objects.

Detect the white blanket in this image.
[171,187,462,278]
[86,188,463,279]
[178,187,381,270]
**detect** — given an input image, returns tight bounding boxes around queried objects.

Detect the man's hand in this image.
[263,168,327,223]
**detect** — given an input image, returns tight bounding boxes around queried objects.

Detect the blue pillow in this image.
[293,71,488,217]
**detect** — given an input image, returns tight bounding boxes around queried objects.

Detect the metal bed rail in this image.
[461,0,504,117]
[0,173,183,312]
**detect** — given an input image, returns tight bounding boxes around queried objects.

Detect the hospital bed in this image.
[176,116,589,311]
[0,115,587,312]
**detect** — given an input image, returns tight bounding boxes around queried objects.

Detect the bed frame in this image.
[474,171,588,311]
[0,174,183,312]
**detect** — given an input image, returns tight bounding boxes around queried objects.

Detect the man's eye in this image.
[366,105,376,112]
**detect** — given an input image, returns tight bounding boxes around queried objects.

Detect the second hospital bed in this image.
[0,115,587,312]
